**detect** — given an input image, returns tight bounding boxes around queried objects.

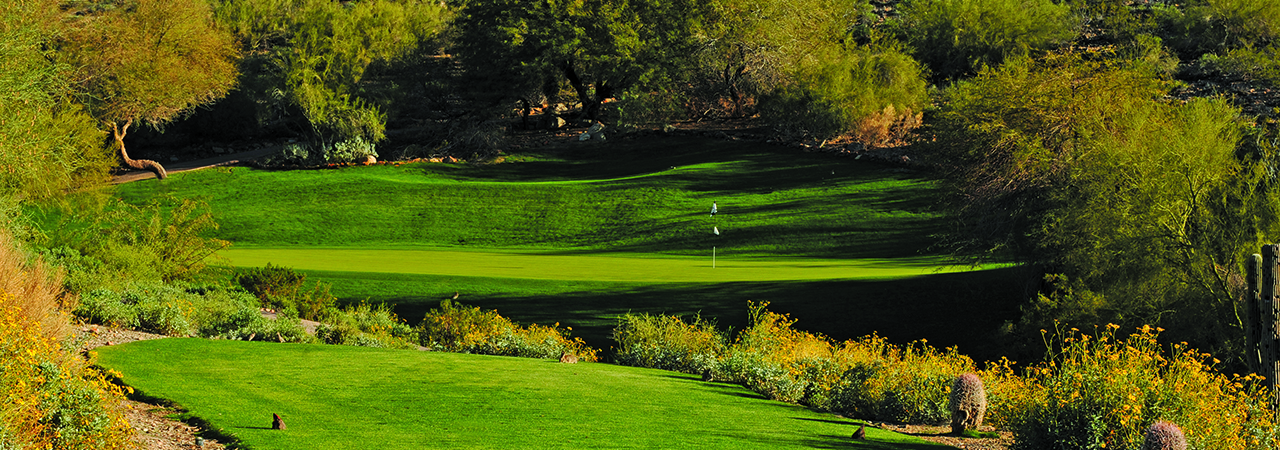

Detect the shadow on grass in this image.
[319,266,1031,364]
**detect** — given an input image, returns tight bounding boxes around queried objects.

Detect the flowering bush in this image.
[612,313,726,375]
[990,325,1279,450]
[419,300,598,361]
[317,301,418,349]
[0,230,134,449]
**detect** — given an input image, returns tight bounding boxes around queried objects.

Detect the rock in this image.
[363,155,376,165]
[588,121,605,135]
[272,413,287,430]
[559,352,578,364]
[578,132,591,141]
[212,147,226,154]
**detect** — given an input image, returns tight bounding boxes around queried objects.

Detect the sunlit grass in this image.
[97,338,957,450]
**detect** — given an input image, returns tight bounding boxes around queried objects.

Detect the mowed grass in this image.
[97,338,957,450]
[115,136,942,258]
[216,248,983,282]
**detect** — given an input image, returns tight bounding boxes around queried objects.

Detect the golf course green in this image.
[216,247,985,282]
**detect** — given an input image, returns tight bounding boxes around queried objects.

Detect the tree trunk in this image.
[113,120,167,180]
[561,61,600,121]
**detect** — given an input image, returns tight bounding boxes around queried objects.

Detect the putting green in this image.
[217,248,986,282]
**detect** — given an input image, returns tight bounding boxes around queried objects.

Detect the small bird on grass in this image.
[852,424,866,440]
[710,201,717,217]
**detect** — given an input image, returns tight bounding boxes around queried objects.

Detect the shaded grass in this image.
[97,338,958,450]
[309,266,1029,364]
[114,136,943,258]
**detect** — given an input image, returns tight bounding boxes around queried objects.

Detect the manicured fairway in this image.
[217,247,986,282]
[97,338,957,450]
[115,136,944,258]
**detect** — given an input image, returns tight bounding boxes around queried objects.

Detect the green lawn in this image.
[114,135,1023,361]
[117,136,943,258]
[216,248,982,282]
[97,338,958,450]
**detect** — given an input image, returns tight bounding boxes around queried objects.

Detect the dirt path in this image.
[77,326,231,450]
[111,146,276,184]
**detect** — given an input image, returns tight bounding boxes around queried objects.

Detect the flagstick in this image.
[713,246,716,268]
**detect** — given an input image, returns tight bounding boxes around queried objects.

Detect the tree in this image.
[895,0,1077,82]
[931,49,1280,364]
[451,0,713,121]
[0,0,112,199]
[214,0,450,157]
[58,0,239,179]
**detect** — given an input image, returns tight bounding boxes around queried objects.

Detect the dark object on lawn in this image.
[272,413,287,430]
[852,424,865,440]
[949,373,987,434]
[559,352,578,364]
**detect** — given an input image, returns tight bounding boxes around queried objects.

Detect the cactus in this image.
[948,373,986,434]
[1141,421,1187,450]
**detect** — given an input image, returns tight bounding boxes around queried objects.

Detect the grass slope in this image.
[116,136,942,258]
[98,338,957,450]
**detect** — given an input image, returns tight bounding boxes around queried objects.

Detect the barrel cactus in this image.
[1141,421,1187,450]
[948,373,986,434]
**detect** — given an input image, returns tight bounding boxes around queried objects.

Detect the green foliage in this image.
[612,313,727,375]
[74,281,311,341]
[418,299,599,361]
[215,0,449,146]
[931,49,1278,361]
[453,0,714,120]
[759,41,928,141]
[234,264,336,320]
[1157,0,1280,58]
[316,301,416,349]
[58,0,239,132]
[0,1,113,200]
[895,0,1077,81]
[29,193,230,289]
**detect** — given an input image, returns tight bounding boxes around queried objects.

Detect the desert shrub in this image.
[1158,0,1280,58]
[74,281,311,342]
[719,302,971,420]
[234,264,335,320]
[895,0,1077,81]
[29,193,229,289]
[1192,46,1280,88]
[418,299,599,361]
[0,232,133,450]
[759,42,927,141]
[990,325,1279,450]
[826,336,970,424]
[317,301,417,349]
[612,312,727,375]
